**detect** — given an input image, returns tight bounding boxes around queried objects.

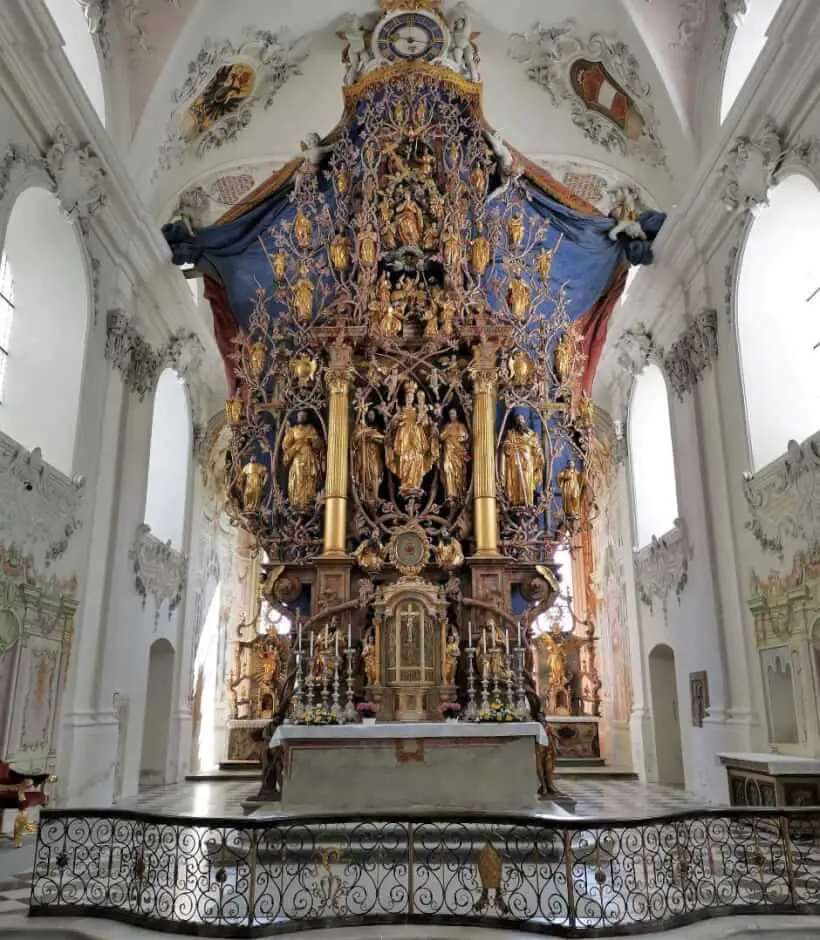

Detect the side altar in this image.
[167,0,662,807]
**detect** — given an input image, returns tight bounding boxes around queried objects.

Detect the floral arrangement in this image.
[299,705,339,726]
[356,701,378,717]
[476,700,517,723]
[438,702,462,719]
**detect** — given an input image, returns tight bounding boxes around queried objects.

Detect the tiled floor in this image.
[118,776,715,819]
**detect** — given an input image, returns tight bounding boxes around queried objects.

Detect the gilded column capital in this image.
[326,367,354,396]
[470,341,499,394]
[471,367,497,394]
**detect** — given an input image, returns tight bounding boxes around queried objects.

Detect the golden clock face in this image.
[375,11,447,62]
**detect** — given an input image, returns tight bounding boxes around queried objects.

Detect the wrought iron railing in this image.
[29,806,820,936]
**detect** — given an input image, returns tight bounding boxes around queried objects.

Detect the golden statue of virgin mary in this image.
[386,381,438,495]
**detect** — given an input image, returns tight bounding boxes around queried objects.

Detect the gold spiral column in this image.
[471,342,500,556]
[323,346,353,558]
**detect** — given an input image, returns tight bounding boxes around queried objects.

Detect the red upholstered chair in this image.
[0,761,52,847]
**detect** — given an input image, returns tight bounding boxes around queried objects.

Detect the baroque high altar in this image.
[166,0,662,776]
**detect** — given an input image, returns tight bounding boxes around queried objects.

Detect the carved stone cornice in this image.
[0,433,86,576]
[129,523,187,622]
[633,518,693,619]
[509,22,666,168]
[719,120,819,214]
[744,435,820,559]
[662,309,718,400]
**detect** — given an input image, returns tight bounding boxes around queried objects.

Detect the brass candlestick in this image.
[344,647,357,723]
[465,644,477,720]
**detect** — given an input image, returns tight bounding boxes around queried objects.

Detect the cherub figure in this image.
[338,15,372,86]
[299,132,332,169]
[448,4,480,83]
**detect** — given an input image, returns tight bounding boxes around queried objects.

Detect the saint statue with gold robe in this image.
[439,409,470,503]
[353,410,385,505]
[282,411,324,507]
[500,413,544,507]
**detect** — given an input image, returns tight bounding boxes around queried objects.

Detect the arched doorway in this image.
[648,644,685,786]
[139,639,175,789]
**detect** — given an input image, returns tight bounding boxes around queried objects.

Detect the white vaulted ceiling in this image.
[101,0,724,221]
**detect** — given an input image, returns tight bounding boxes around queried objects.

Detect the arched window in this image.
[43,0,106,124]
[0,187,89,474]
[0,253,14,400]
[629,365,679,547]
[737,174,820,470]
[144,369,191,549]
[720,0,782,122]
[533,547,575,634]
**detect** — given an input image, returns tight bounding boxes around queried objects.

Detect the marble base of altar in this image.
[226,719,269,764]
[719,753,820,807]
[272,722,547,812]
[546,716,601,763]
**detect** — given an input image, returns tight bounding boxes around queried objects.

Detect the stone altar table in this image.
[272,722,547,812]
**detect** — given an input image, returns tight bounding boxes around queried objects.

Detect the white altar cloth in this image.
[273,721,547,745]
[272,722,547,811]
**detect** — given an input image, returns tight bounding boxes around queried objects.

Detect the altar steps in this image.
[186,761,259,782]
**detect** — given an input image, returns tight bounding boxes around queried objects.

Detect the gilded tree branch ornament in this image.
[220,66,597,569]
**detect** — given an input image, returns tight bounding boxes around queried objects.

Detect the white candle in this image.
[482,628,487,653]
[298,621,303,652]
[468,620,473,648]
[310,631,314,657]
[335,630,339,657]
[505,629,510,655]
[517,620,522,648]
[348,620,352,648]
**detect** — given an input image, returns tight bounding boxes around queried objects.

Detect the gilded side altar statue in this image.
[501,414,544,507]
[440,410,470,503]
[353,410,385,505]
[282,411,324,507]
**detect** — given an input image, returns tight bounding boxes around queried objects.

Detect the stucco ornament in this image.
[105,310,162,400]
[44,125,107,225]
[615,323,659,377]
[662,309,718,400]
[509,21,667,168]
[157,28,310,173]
[633,518,693,620]
[0,143,51,203]
[719,122,785,213]
[77,0,181,56]
[744,436,820,559]
[0,435,86,574]
[129,523,187,622]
